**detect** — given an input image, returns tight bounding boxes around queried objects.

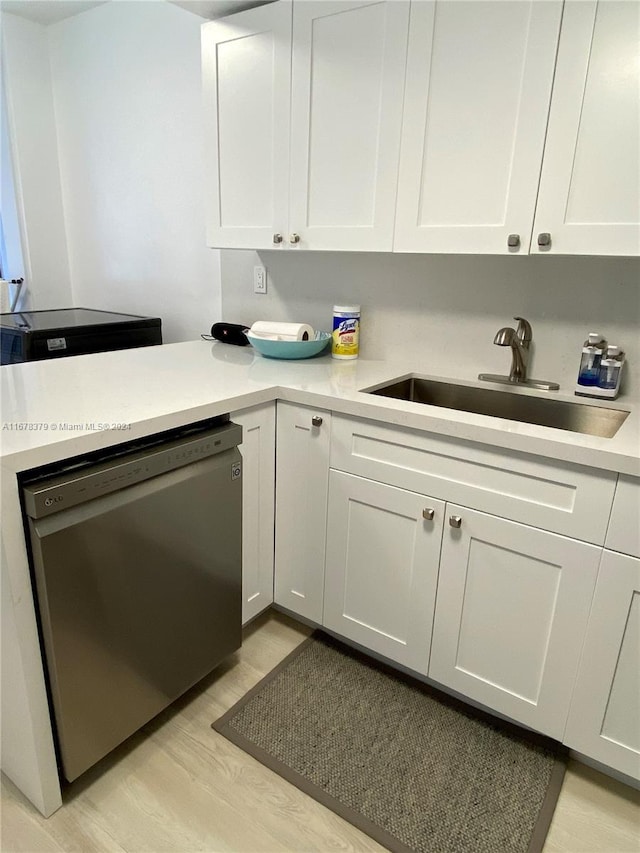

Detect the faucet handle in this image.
[513,316,532,342]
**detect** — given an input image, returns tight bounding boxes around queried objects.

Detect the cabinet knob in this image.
[273,233,283,244]
[422,508,435,521]
[289,233,300,244]
[449,515,462,529]
[537,232,552,248]
[311,415,323,427]
[507,234,520,248]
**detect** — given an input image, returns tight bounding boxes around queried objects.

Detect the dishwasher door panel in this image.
[28,447,242,782]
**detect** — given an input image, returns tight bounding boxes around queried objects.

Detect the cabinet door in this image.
[232,404,276,625]
[533,1,640,256]
[274,402,331,623]
[430,506,601,739]
[323,471,445,675]
[564,551,640,781]
[324,471,445,674]
[606,475,640,560]
[288,1,410,251]
[202,2,291,249]
[394,0,562,254]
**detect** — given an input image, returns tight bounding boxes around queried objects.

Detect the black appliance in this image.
[0,308,162,365]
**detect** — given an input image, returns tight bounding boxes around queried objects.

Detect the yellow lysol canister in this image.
[331,305,360,360]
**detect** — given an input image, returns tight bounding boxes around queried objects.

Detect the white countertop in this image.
[1,340,638,476]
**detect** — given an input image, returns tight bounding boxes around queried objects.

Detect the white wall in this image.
[47,1,221,342]
[1,76,25,296]
[221,251,640,403]
[1,12,72,310]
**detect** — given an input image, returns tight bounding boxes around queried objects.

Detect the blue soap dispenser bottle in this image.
[576,332,607,393]
[597,345,625,399]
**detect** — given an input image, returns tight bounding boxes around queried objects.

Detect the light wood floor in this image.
[2,612,639,853]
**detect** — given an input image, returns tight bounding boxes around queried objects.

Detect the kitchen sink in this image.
[365,376,630,439]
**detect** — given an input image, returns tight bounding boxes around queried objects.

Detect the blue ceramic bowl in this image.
[247,330,331,360]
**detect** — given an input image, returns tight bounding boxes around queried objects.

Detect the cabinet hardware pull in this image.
[311,416,323,427]
[449,515,462,529]
[507,234,520,248]
[289,233,300,244]
[273,233,283,244]
[422,508,435,521]
[537,232,551,248]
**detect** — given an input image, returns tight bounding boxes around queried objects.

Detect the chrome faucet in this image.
[478,317,559,391]
[494,316,532,382]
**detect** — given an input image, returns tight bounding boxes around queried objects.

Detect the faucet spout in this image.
[493,326,516,347]
[492,319,530,382]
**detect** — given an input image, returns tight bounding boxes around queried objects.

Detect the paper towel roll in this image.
[250,321,314,341]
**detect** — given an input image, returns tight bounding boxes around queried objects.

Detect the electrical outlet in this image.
[253,266,267,294]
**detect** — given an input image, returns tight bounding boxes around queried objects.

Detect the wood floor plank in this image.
[544,762,640,852]
[1,612,638,853]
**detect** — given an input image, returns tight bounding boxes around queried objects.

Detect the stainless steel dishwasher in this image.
[22,417,242,782]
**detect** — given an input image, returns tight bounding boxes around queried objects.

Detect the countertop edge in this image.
[1,345,638,478]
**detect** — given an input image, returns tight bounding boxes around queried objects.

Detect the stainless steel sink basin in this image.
[365,376,629,439]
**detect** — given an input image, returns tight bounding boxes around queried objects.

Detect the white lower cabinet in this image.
[270,410,632,778]
[429,506,601,740]
[564,550,640,781]
[274,402,331,622]
[605,475,640,560]
[323,471,445,673]
[232,404,276,625]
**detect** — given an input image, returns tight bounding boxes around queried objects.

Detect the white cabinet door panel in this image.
[606,475,640,560]
[533,1,640,256]
[274,402,331,623]
[394,0,562,254]
[430,507,601,739]
[289,1,410,250]
[232,404,275,625]
[565,551,640,780]
[202,2,291,249]
[324,471,445,673]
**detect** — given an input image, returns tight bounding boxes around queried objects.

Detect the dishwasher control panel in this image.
[23,421,242,519]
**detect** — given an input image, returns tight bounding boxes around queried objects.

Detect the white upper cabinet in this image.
[203,0,410,251]
[203,0,638,256]
[288,1,410,250]
[202,2,291,249]
[533,1,640,256]
[393,1,562,254]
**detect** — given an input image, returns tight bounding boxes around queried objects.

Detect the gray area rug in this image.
[213,632,567,853]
